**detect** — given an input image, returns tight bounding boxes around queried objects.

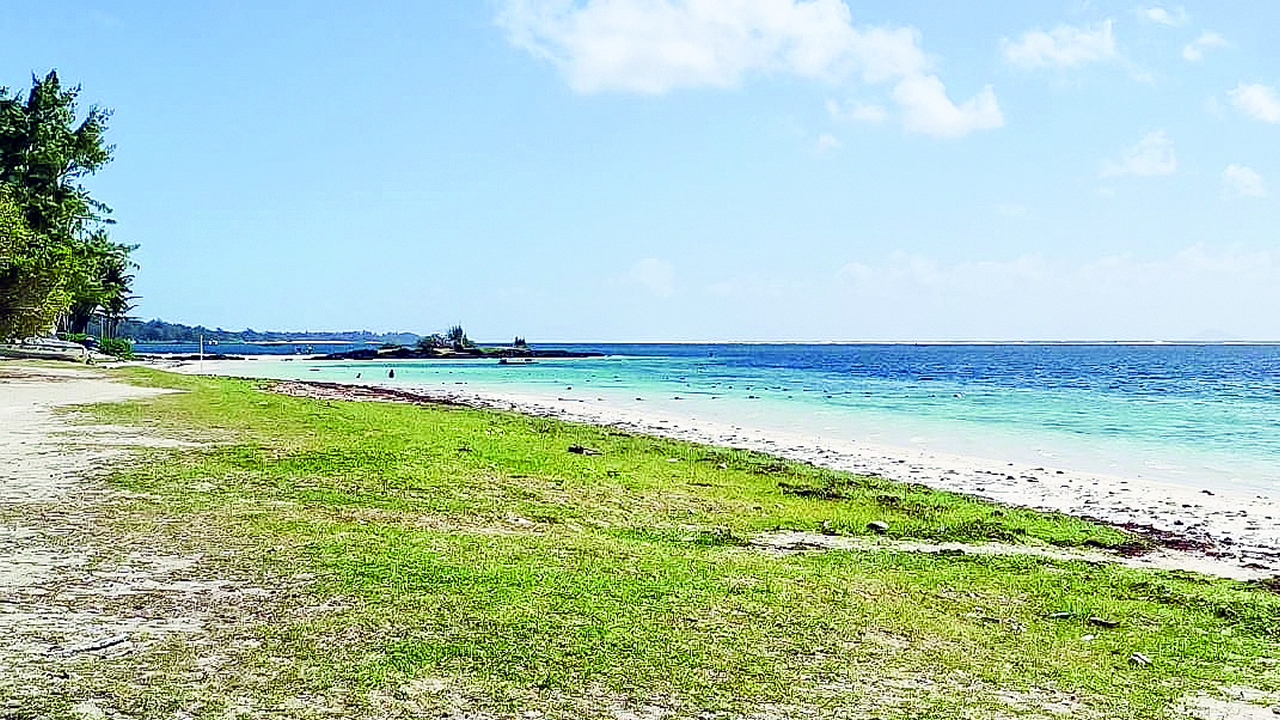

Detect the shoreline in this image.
[10,361,1279,715]
[177,355,1280,579]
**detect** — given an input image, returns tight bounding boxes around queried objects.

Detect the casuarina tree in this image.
[0,70,135,338]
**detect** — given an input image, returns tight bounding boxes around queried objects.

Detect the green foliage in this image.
[99,336,132,358]
[63,230,137,336]
[446,324,472,350]
[416,333,448,351]
[0,190,75,337]
[0,71,134,338]
[79,368,1280,717]
[0,70,113,237]
[417,326,475,352]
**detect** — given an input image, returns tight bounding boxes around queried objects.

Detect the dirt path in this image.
[0,364,271,716]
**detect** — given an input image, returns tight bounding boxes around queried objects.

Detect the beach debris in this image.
[567,444,601,456]
[1047,611,1077,620]
[820,520,837,535]
[867,520,890,534]
[53,633,130,656]
[1087,616,1121,629]
[1129,651,1153,666]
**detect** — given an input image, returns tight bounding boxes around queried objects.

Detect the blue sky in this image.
[6,1,1280,341]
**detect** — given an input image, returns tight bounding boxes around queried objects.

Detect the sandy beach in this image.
[4,359,1279,718]
[179,357,1280,580]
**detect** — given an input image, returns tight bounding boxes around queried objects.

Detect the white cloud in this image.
[827,98,887,123]
[893,75,1003,138]
[1223,164,1267,197]
[1228,82,1280,123]
[498,0,1002,138]
[1101,130,1176,177]
[1002,20,1118,69]
[498,0,925,93]
[629,258,676,297]
[1181,31,1228,61]
[814,133,842,152]
[1139,6,1187,26]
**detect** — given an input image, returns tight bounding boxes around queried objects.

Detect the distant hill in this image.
[118,319,420,346]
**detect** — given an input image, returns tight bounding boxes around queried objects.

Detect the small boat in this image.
[0,337,90,362]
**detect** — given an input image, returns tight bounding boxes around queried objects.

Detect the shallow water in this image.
[215,343,1280,495]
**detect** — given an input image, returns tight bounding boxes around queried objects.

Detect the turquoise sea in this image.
[199,343,1280,496]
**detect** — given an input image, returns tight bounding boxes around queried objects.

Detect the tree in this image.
[0,71,112,237]
[0,70,133,338]
[0,190,76,338]
[61,230,137,336]
[445,324,472,350]
[416,333,447,351]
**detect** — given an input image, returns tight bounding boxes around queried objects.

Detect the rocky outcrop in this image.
[316,346,603,361]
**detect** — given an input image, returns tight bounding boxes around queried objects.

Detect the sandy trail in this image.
[0,363,264,710]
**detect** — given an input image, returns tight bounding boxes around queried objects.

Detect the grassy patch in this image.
[60,367,1280,717]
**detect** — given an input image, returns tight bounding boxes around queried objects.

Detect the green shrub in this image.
[100,336,133,358]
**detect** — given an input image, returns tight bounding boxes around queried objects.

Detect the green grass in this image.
[49,366,1280,717]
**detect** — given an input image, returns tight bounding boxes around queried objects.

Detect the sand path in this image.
[0,363,266,712]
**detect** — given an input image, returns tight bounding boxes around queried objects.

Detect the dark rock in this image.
[567,444,601,456]
[319,346,604,361]
[867,520,890,534]
[1087,617,1121,628]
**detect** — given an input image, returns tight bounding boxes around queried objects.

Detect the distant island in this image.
[317,325,602,360]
